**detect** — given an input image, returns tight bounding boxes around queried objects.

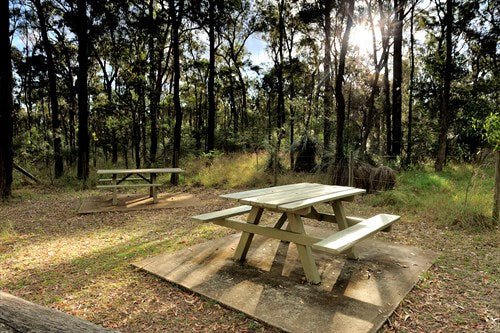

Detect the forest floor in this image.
[0,161,499,332]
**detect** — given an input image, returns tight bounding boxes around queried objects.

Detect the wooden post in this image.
[348,151,354,187]
[287,213,321,284]
[332,201,358,259]
[151,173,158,203]
[112,173,117,205]
[233,207,263,261]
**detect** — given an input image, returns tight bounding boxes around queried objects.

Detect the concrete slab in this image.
[78,192,202,214]
[134,226,436,333]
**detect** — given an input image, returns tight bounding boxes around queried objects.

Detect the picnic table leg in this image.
[286,213,321,284]
[331,201,359,259]
[150,173,158,203]
[233,207,263,261]
[112,174,117,205]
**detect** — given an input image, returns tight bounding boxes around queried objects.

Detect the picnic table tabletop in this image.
[221,183,366,212]
[97,168,184,174]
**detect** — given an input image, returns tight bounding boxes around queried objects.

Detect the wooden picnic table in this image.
[193,183,399,284]
[96,168,184,205]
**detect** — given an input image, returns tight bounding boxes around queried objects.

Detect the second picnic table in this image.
[193,183,399,284]
[97,168,184,205]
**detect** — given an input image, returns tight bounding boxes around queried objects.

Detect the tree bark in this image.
[322,0,333,161]
[435,0,453,171]
[360,0,390,157]
[76,0,90,180]
[334,0,354,163]
[132,107,141,169]
[34,0,63,178]
[276,0,286,131]
[391,0,404,158]
[148,0,159,164]
[0,291,115,332]
[0,0,14,199]
[206,0,216,152]
[494,151,499,225]
[383,55,391,156]
[170,0,184,185]
[288,44,295,169]
[406,0,415,166]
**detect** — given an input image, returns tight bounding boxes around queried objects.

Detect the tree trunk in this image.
[406,0,415,167]
[435,0,453,171]
[76,0,90,181]
[0,292,115,333]
[322,0,333,161]
[383,55,391,156]
[132,107,141,169]
[65,50,77,164]
[276,0,286,131]
[493,151,500,225]
[206,0,216,153]
[34,0,63,178]
[236,69,248,129]
[391,0,404,158]
[361,70,381,156]
[288,48,295,169]
[0,0,14,199]
[361,0,389,157]
[148,0,159,164]
[170,0,184,185]
[334,0,354,163]
[229,75,238,134]
[140,86,147,164]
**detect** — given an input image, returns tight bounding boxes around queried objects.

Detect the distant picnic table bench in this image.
[96,168,184,205]
[193,183,400,284]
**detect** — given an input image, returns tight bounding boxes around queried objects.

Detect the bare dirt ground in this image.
[0,185,498,332]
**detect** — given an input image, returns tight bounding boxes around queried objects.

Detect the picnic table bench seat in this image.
[98,177,144,182]
[192,205,253,222]
[312,213,400,254]
[96,183,162,189]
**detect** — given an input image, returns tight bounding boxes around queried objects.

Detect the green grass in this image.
[367,164,495,230]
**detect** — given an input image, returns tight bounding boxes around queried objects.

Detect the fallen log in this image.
[0,292,116,333]
[13,163,40,183]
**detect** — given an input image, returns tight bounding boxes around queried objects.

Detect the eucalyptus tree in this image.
[298,0,336,161]
[258,0,287,169]
[0,0,14,198]
[334,0,355,166]
[219,0,258,134]
[183,32,209,150]
[33,0,63,177]
[360,0,391,157]
[283,3,307,167]
[391,0,405,158]
[169,0,184,185]
[187,0,234,153]
[74,0,90,180]
[434,0,453,171]
[147,0,171,164]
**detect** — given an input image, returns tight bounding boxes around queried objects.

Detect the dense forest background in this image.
[0,0,498,192]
